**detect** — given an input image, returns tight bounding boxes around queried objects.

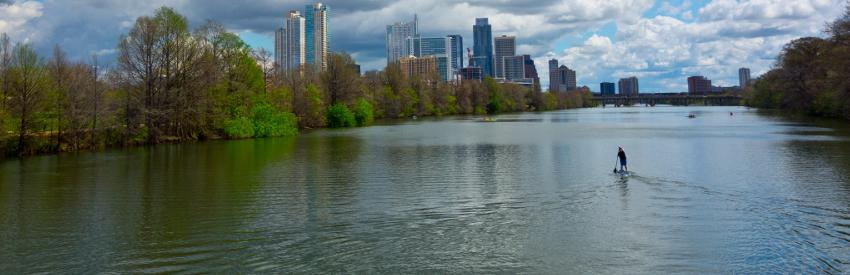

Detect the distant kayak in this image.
[481,117,497,122]
[688,113,696,118]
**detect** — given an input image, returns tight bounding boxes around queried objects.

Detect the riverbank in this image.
[0,101,595,159]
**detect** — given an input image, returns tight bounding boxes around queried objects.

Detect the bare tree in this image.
[117,15,161,143]
[322,52,362,105]
[253,47,273,94]
[90,55,102,147]
[48,45,69,149]
[1,33,10,109]
[8,43,49,155]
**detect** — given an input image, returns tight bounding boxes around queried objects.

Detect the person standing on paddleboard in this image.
[617,147,628,172]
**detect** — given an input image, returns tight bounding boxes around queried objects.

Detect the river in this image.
[2,106,849,273]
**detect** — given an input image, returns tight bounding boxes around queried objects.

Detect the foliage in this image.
[224,116,254,138]
[250,101,298,138]
[327,103,356,128]
[485,77,503,114]
[299,83,326,128]
[224,101,297,139]
[353,98,374,126]
[746,4,850,119]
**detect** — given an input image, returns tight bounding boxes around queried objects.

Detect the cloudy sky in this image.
[0,0,846,92]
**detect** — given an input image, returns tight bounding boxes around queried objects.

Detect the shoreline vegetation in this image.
[744,5,850,120]
[0,7,594,158]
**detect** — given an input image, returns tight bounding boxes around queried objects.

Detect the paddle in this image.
[613,158,619,173]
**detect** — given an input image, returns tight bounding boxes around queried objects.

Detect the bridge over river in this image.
[592,93,742,107]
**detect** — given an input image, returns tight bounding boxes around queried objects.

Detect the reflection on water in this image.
[1,106,850,273]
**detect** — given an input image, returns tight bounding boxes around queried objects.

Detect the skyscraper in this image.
[473,18,494,77]
[494,35,516,79]
[523,55,540,91]
[274,28,285,68]
[618,77,639,95]
[503,55,525,80]
[739,67,751,89]
[688,76,712,95]
[557,65,577,91]
[386,15,418,64]
[408,36,452,81]
[548,59,559,92]
[600,82,615,95]
[447,35,463,75]
[304,3,329,70]
[274,11,306,71]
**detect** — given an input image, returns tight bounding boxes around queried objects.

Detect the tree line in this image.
[745,4,850,119]
[0,7,593,157]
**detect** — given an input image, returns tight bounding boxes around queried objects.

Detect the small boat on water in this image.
[481,117,497,122]
[688,113,696,118]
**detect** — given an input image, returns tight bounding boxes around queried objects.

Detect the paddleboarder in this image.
[617,147,628,173]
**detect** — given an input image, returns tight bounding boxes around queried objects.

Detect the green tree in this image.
[485,77,502,114]
[250,101,298,137]
[299,84,326,128]
[352,98,374,126]
[327,103,356,128]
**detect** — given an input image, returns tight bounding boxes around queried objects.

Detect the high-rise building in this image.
[688,76,712,95]
[447,35,463,75]
[460,67,483,81]
[274,28,285,68]
[618,77,639,95]
[399,56,437,79]
[284,11,306,70]
[407,36,453,81]
[494,35,516,79]
[472,56,489,72]
[304,3,329,70]
[522,55,540,90]
[522,55,538,79]
[600,82,615,95]
[739,67,751,89]
[473,18,494,77]
[416,37,447,57]
[503,55,525,80]
[274,11,307,71]
[557,65,577,92]
[386,15,418,64]
[548,59,559,92]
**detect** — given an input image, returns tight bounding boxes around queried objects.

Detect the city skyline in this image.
[2,0,846,92]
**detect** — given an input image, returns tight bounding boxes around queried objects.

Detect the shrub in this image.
[251,102,298,137]
[327,103,356,128]
[224,116,254,139]
[353,98,374,126]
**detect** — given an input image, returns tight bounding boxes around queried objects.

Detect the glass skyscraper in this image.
[494,35,516,79]
[386,15,418,64]
[447,35,463,75]
[304,3,329,70]
[473,18,494,77]
[279,11,306,70]
[407,36,452,81]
